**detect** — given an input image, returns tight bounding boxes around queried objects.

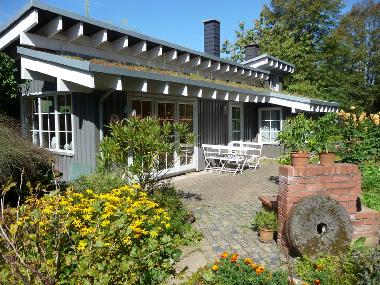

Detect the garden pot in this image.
[319,152,336,166]
[258,228,274,243]
[291,152,309,167]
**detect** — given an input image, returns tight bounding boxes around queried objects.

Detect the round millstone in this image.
[287,195,353,256]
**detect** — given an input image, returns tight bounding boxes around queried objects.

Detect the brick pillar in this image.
[277,163,380,247]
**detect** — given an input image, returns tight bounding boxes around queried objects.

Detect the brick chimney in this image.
[244,43,260,61]
[203,19,220,57]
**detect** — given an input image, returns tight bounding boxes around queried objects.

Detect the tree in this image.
[0,53,19,114]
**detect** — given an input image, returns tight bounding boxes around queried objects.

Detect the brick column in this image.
[277,163,380,247]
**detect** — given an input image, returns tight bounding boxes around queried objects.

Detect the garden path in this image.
[169,163,287,283]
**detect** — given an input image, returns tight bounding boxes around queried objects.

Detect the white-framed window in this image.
[27,94,74,154]
[259,107,282,144]
[229,104,243,141]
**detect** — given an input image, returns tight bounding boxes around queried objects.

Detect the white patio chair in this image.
[240,143,262,171]
[202,144,223,172]
[219,146,247,175]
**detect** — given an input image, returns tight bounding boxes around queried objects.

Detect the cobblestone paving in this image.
[172,163,287,269]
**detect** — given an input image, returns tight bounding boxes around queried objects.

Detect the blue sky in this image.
[0,0,360,53]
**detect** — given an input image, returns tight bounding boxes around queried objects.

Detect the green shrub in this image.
[182,252,288,285]
[312,112,342,153]
[252,208,278,231]
[71,172,126,193]
[360,164,380,211]
[0,185,182,284]
[98,116,194,190]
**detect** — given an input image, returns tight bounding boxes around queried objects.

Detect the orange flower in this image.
[244,257,253,265]
[220,252,229,259]
[314,263,323,271]
[314,280,321,285]
[230,253,239,262]
[255,265,265,275]
[212,264,219,271]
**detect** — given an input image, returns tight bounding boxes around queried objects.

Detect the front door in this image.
[229,104,243,142]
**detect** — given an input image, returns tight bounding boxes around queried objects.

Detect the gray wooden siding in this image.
[198,98,229,145]
[54,92,100,180]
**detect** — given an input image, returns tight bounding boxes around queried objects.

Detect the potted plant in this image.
[278,114,315,166]
[252,208,278,243]
[313,113,342,165]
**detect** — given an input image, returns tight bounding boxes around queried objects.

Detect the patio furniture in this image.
[228,141,262,171]
[202,144,224,171]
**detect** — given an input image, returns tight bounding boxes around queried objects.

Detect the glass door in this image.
[179,103,194,168]
[229,104,243,142]
[157,102,176,170]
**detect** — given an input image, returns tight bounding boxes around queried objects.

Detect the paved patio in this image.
[169,163,287,283]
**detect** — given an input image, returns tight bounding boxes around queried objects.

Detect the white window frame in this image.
[228,103,244,142]
[29,93,74,155]
[258,107,282,144]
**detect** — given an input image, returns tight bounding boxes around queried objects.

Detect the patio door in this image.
[155,101,196,173]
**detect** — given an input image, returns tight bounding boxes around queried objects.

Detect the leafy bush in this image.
[360,164,380,211]
[295,242,380,285]
[312,112,342,153]
[71,172,126,194]
[98,116,194,190]
[0,115,52,186]
[183,252,288,285]
[0,185,182,284]
[0,52,19,114]
[278,113,315,152]
[252,208,278,231]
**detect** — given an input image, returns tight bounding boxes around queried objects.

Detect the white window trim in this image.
[228,103,244,142]
[258,107,282,145]
[29,94,74,156]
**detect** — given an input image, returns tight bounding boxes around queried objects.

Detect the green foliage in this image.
[295,245,380,285]
[71,172,126,194]
[0,52,19,114]
[312,112,342,153]
[0,115,53,205]
[252,208,278,231]
[0,185,182,284]
[182,253,288,285]
[222,0,380,112]
[360,164,380,211]
[277,113,315,152]
[98,116,195,190]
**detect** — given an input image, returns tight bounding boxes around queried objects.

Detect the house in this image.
[0,1,339,180]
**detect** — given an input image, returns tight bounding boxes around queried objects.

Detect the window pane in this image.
[66,133,73,150]
[232,131,241,141]
[50,133,57,149]
[40,97,54,113]
[271,121,281,132]
[261,121,270,131]
[59,132,66,150]
[132,100,141,116]
[41,132,49,148]
[166,103,175,119]
[179,104,186,119]
[141,101,152,117]
[185,104,193,119]
[42,114,49,131]
[66,115,72,132]
[261,110,270,120]
[232,107,240,120]
[271,110,281,120]
[157,103,165,118]
[261,132,270,142]
[271,132,279,142]
[58,95,71,113]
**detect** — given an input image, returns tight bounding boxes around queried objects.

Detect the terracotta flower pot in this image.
[291,152,309,166]
[259,228,274,243]
[319,152,336,166]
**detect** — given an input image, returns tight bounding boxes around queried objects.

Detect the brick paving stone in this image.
[171,163,287,272]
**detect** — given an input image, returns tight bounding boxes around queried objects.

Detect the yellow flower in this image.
[101,220,110,227]
[77,240,87,251]
[350,105,356,110]
[150,230,158,238]
[212,264,219,271]
[123,236,132,245]
[244,258,253,265]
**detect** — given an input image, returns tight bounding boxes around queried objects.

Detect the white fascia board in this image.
[0,9,38,50]
[249,58,268,69]
[21,56,94,88]
[91,29,108,47]
[268,97,311,112]
[36,15,62,38]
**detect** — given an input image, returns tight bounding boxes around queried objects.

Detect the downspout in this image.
[99,89,114,141]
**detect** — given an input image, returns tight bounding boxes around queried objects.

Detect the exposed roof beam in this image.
[128,40,147,56]
[163,49,177,62]
[176,52,190,65]
[146,45,163,60]
[94,74,122,90]
[210,62,221,72]
[112,35,129,52]
[91,29,107,48]
[197,59,211,70]
[187,56,201,68]
[218,64,230,73]
[36,15,62,38]
[0,9,38,50]
[57,79,92,93]
[64,22,84,42]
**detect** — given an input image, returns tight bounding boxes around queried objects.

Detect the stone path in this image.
[169,163,287,283]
